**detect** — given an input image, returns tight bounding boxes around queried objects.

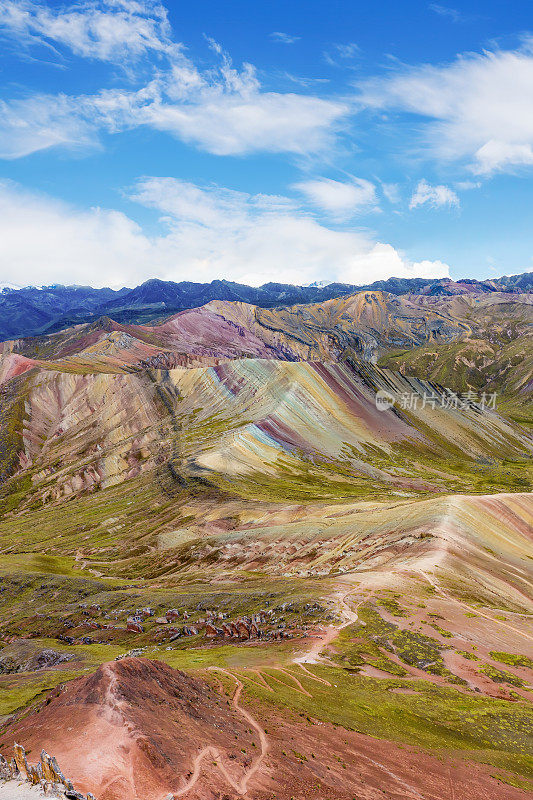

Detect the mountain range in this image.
[0,273,531,800]
[1,270,532,341]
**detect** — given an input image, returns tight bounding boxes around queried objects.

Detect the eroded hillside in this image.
[0,290,532,800]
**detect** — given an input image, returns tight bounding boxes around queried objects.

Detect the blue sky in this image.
[0,0,532,288]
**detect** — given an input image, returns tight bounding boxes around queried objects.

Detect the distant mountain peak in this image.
[0,271,531,341]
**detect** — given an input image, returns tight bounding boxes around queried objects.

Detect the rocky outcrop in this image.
[207,617,263,641]
[0,646,73,675]
[139,351,222,369]
[0,744,95,799]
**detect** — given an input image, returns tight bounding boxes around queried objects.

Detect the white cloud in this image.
[0,180,152,288]
[0,94,98,159]
[0,179,450,288]
[335,244,450,286]
[333,43,360,59]
[0,18,348,159]
[324,42,360,67]
[454,179,481,190]
[0,81,347,159]
[358,39,533,175]
[472,141,533,175]
[269,32,300,44]
[0,0,177,62]
[143,90,348,156]
[409,179,459,209]
[381,182,400,204]
[428,4,466,23]
[293,177,379,219]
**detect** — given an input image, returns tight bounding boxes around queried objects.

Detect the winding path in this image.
[172,589,362,797]
[173,667,269,798]
[171,588,429,800]
[293,587,362,665]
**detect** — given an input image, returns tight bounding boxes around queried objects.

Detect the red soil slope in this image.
[1,658,529,800]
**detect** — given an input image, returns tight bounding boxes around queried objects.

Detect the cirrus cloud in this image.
[293,176,379,219]
[269,32,300,44]
[0,0,178,62]
[0,81,348,159]
[0,1,349,159]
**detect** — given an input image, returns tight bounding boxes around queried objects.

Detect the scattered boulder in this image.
[236,620,251,639]
[126,621,144,633]
[136,607,154,617]
[0,644,73,674]
[206,619,262,640]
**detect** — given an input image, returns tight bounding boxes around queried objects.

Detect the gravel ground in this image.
[0,782,46,798]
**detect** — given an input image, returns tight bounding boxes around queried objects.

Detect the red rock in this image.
[236,620,250,639]
[126,621,144,633]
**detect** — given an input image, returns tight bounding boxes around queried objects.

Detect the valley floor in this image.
[0,487,532,800]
